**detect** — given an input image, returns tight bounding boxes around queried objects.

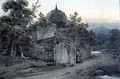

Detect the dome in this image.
[46,5,67,27]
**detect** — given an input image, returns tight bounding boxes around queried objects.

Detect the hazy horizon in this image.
[0,0,120,23]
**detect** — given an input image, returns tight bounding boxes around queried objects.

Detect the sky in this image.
[0,0,120,23]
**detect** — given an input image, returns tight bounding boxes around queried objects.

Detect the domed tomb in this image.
[46,5,67,27]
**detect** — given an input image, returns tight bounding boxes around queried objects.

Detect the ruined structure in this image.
[54,27,91,65]
[28,23,56,61]
[54,28,77,65]
[29,5,91,65]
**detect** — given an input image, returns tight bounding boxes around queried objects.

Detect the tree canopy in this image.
[2,0,33,29]
[0,0,38,56]
[66,12,95,45]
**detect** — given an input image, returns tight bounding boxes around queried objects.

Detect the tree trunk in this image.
[6,40,13,55]
[19,46,25,58]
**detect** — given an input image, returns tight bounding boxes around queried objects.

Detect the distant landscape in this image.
[88,22,120,30]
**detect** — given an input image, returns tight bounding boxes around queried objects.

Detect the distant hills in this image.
[88,22,120,30]
[88,22,120,35]
[91,26,110,35]
[89,22,120,52]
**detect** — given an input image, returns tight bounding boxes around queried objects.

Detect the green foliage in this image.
[94,29,120,51]
[95,34,109,46]
[2,0,33,29]
[66,12,95,45]
[66,12,82,26]
[2,0,29,13]
[38,12,48,25]
[30,0,41,23]
[0,0,37,56]
[108,29,120,50]
[32,0,41,14]
[30,0,48,25]
[0,24,32,55]
[110,29,120,42]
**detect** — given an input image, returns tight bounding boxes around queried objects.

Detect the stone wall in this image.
[54,40,76,65]
[54,28,76,65]
[28,23,56,62]
[33,37,54,62]
[36,24,56,40]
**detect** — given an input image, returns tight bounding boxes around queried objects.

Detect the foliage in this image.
[0,0,37,56]
[66,12,95,45]
[2,0,33,29]
[93,29,120,51]
[95,34,110,46]
[66,12,82,26]
[31,0,48,25]
[110,29,120,42]
[38,12,48,25]
[0,24,32,56]
[30,0,41,24]
[109,29,120,50]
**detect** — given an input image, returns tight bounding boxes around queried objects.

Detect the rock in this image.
[91,70,104,76]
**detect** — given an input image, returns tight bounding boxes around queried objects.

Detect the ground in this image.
[0,53,120,79]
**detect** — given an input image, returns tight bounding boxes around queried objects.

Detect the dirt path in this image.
[16,54,119,79]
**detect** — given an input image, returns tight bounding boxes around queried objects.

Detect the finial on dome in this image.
[55,3,58,10]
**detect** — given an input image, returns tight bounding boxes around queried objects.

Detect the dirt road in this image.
[16,54,120,79]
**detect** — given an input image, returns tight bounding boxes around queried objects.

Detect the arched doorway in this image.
[60,46,69,64]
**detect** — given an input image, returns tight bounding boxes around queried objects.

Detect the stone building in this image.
[54,27,91,65]
[54,28,77,65]
[28,23,56,62]
[29,5,91,65]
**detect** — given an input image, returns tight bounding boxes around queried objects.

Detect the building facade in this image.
[29,6,91,66]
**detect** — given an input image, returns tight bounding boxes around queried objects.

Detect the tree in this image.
[66,12,95,45]
[66,12,82,26]
[30,0,41,24]
[0,0,38,56]
[2,0,33,30]
[110,29,120,42]
[0,22,33,56]
[109,29,120,50]
[35,12,48,26]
